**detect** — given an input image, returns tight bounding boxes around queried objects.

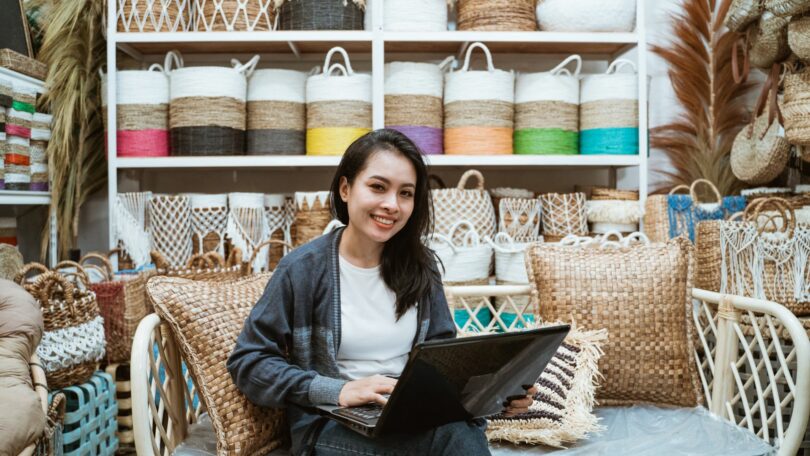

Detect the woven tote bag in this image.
[498,197,542,243]
[456,0,536,31]
[101,65,169,158]
[150,194,193,269]
[293,191,332,246]
[188,193,229,256]
[306,47,372,156]
[535,0,635,32]
[580,59,640,155]
[748,13,791,69]
[276,0,364,30]
[667,179,727,242]
[431,169,497,242]
[538,192,588,242]
[194,0,273,31]
[788,15,810,61]
[116,0,192,31]
[227,192,271,273]
[115,192,152,270]
[247,69,308,155]
[781,63,810,145]
[385,58,454,155]
[515,55,581,155]
[643,185,688,243]
[382,0,447,31]
[444,42,514,155]
[165,51,259,156]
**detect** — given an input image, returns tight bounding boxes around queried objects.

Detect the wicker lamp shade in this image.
[456,0,536,31]
[247,69,308,155]
[116,0,192,32]
[579,59,640,155]
[275,0,364,30]
[293,191,332,246]
[195,0,273,31]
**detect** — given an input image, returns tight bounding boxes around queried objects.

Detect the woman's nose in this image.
[380,192,398,211]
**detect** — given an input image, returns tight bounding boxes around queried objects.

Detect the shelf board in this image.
[0,190,51,205]
[115,155,640,169]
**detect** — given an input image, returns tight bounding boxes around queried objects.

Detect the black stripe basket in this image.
[276,0,364,30]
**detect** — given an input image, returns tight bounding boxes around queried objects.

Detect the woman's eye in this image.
[371,183,385,191]
[401,190,414,198]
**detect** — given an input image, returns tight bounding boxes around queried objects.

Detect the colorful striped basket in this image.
[579,59,640,155]
[444,42,514,155]
[306,47,371,156]
[385,58,454,155]
[515,54,581,155]
[247,69,308,155]
[101,65,170,158]
[4,92,32,190]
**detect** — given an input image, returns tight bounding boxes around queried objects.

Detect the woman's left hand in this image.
[503,385,537,417]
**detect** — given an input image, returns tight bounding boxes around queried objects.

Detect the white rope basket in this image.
[487,232,530,283]
[227,192,270,272]
[535,0,636,32]
[248,69,308,103]
[385,60,453,98]
[516,54,581,105]
[444,42,514,105]
[307,47,372,104]
[188,193,228,256]
[580,59,639,104]
[166,51,257,103]
[382,0,448,31]
[101,66,169,107]
[428,221,493,283]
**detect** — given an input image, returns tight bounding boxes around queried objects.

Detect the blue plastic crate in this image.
[49,371,119,456]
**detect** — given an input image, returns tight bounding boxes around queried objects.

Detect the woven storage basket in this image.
[498,197,542,243]
[165,51,259,156]
[724,0,763,32]
[487,232,533,325]
[293,191,331,246]
[247,69,308,155]
[515,55,581,156]
[539,192,588,241]
[431,169,497,242]
[667,179,732,242]
[788,15,810,60]
[748,13,791,69]
[306,47,371,156]
[4,133,30,191]
[227,192,271,272]
[188,193,228,256]
[456,0,536,31]
[765,0,810,16]
[580,59,640,155]
[264,193,294,269]
[382,0,447,31]
[444,42,514,155]
[149,194,193,269]
[781,64,810,145]
[22,271,105,390]
[101,65,169,158]
[116,0,192,31]
[114,192,152,269]
[590,187,638,201]
[535,0,635,32]
[586,199,641,228]
[385,59,453,155]
[489,187,533,221]
[0,49,47,80]
[790,185,810,209]
[195,0,273,31]
[152,248,244,281]
[50,371,119,456]
[276,0,364,30]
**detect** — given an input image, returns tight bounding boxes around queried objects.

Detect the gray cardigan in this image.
[227,227,456,454]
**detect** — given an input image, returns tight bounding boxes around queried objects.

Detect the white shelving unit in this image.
[105,0,648,250]
[0,69,57,266]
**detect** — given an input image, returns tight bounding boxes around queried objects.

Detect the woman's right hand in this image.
[338,374,397,407]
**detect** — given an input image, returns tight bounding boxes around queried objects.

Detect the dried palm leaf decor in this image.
[33,0,106,260]
[651,0,757,195]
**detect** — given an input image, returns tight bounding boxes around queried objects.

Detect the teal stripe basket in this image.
[580,127,638,155]
[49,371,119,456]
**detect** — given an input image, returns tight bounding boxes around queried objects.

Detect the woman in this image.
[228,129,534,455]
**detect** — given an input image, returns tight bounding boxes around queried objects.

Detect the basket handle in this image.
[53,261,91,288]
[150,250,170,270]
[232,55,261,77]
[550,54,582,77]
[202,251,226,268]
[427,233,457,253]
[163,50,184,72]
[485,232,522,253]
[226,247,243,268]
[34,271,75,308]
[459,42,495,73]
[745,197,796,236]
[668,184,690,196]
[438,55,457,72]
[186,253,215,269]
[599,230,624,244]
[246,240,292,270]
[446,220,479,244]
[326,63,348,77]
[147,63,166,73]
[689,179,722,205]
[456,169,485,190]
[79,252,114,281]
[606,59,637,74]
[732,35,750,84]
[622,231,651,247]
[323,46,355,76]
[14,262,50,286]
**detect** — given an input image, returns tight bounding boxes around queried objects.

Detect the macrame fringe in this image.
[226,208,270,272]
[115,199,151,267]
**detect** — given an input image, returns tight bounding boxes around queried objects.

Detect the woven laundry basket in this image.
[431,169,497,242]
[580,59,641,155]
[276,0,364,30]
[247,69,308,155]
[539,192,588,242]
[188,193,228,256]
[195,0,273,31]
[498,197,542,243]
[293,191,331,246]
[748,13,791,69]
[788,15,810,61]
[165,51,259,156]
[382,0,447,31]
[149,194,193,269]
[385,58,454,155]
[725,0,763,32]
[306,47,371,156]
[101,65,170,158]
[535,0,635,32]
[444,42,514,155]
[264,193,294,269]
[781,64,810,145]
[515,54,581,155]
[456,0,536,31]
[488,187,533,221]
[116,0,192,31]
[765,0,810,16]
[227,192,271,272]
[115,192,153,269]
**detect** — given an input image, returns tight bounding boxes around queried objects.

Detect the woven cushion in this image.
[525,237,702,407]
[485,324,607,447]
[146,273,286,455]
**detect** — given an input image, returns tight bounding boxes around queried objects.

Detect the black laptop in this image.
[316,325,570,437]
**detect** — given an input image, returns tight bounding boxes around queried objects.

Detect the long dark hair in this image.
[330,129,440,319]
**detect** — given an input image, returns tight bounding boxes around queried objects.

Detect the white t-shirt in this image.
[337,255,418,380]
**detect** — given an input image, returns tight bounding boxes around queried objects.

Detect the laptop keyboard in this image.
[333,403,384,424]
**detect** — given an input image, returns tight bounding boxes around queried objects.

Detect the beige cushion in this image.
[525,237,702,407]
[147,273,286,456]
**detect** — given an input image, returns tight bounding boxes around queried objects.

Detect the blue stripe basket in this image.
[49,372,119,456]
[580,127,639,155]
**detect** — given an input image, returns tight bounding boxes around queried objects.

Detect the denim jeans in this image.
[309,419,491,456]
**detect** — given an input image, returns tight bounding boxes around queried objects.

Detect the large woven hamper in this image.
[276,0,364,30]
[247,69,308,155]
[579,59,640,155]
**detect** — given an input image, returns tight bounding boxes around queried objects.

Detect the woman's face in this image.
[339,149,417,244]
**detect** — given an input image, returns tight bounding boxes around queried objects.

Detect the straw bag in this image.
[724,0,763,32]
[538,192,588,242]
[498,197,542,243]
[188,193,228,256]
[306,47,372,156]
[115,192,152,269]
[17,269,105,390]
[227,192,271,273]
[444,42,515,155]
[535,0,635,32]
[788,15,810,61]
[150,194,193,269]
[456,0,536,31]
[79,253,151,363]
[781,63,810,145]
[514,55,581,155]
[116,0,192,31]
[293,191,332,246]
[152,249,244,281]
[580,59,640,155]
[382,0,447,31]
[748,13,791,69]
[165,50,260,156]
[667,179,735,242]
[731,65,791,184]
[385,58,454,155]
[765,0,810,16]
[194,0,273,31]
[247,69,308,155]
[276,0,364,30]
[100,65,169,158]
[431,170,497,242]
